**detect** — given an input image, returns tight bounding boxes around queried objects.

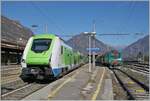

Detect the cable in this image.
[30,1,65,34]
[119,1,135,35]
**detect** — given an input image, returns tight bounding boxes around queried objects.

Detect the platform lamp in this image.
[17,37,22,64]
[31,24,38,34]
[83,32,96,73]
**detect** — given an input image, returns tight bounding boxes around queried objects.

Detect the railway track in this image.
[1,73,21,84]
[1,66,21,77]
[1,79,28,95]
[124,64,149,74]
[1,65,21,84]
[1,82,48,100]
[126,62,149,69]
[133,64,149,69]
[1,65,21,70]
[1,63,86,100]
[1,67,20,71]
[111,68,149,100]
[136,62,149,66]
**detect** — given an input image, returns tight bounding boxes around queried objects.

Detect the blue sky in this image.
[1,1,149,47]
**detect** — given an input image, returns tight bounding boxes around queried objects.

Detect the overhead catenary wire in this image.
[97,1,135,39]
[116,1,135,35]
[30,2,65,34]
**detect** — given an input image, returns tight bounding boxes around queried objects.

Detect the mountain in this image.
[111,45,127,51]
[1,16,33,46]
[66,33,112,55]
[122,35,149,61]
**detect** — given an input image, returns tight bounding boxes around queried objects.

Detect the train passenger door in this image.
[61,46,65,67]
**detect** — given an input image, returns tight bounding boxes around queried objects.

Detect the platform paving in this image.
[23,64,113,100]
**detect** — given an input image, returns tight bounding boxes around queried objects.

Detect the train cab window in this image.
[31,39,52,53]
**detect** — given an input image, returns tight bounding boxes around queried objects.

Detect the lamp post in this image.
[92,32,96,69]
[17,37,22,64]
[92,20,96,69]
[142,47,145,63]
[83,32,96,72]
[17,38,23,51]
[31,24,38,33]
[31,24,48,33]
[89,33,91,72]
[45,24,48,33]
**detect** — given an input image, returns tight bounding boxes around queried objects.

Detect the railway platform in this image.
[23,64,114,100]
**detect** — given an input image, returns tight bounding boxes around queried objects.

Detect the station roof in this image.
[1,16,33,48]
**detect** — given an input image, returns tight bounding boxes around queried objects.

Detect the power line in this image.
[55,34,74,37]
[30,2,65,34]
[118,1,135,35]
[97,33,130,36]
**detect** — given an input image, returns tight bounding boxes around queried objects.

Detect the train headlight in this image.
[21,59,27,68]
[21,59,25,63]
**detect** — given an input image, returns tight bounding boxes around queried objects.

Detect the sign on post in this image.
[86,48,100,52]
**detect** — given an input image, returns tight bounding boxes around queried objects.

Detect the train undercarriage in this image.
[20,65,54,82]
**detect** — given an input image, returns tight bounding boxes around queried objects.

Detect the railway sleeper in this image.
[112,68,149,92]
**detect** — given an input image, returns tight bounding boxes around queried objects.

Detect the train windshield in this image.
[111,51,119,59]
[31,39,52,52]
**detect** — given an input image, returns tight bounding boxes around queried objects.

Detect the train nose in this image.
[113,60,118,65]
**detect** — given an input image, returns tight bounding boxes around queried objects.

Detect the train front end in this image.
[110,50,122,66]
[20,34,56,82]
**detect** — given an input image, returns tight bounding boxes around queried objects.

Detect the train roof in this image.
[32,34,81,53]
[32,34,56,38]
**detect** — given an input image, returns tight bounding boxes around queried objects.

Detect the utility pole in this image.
[83,20,97,72]
[45,24,48,33]
[92,20,96,68]
[143,47,145,63]
[89,34,92,72]
[84,31,95,72]
[31,24,38,34]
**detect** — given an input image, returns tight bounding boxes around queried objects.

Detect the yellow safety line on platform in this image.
[48,69,81,99]
[135,89,145,93]
[91,67,106,100]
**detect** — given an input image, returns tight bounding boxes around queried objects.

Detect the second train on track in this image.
[96,50,123,67]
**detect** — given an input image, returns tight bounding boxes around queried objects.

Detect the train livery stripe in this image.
[21,37,33,68]
[22,37,33,60]
[50,37,61,68]
[52,65,70,77]
[52,68,62,77]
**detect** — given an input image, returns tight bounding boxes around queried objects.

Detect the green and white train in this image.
[20,34,87,82]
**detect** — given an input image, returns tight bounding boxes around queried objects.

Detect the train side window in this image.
[61,46,63,54]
